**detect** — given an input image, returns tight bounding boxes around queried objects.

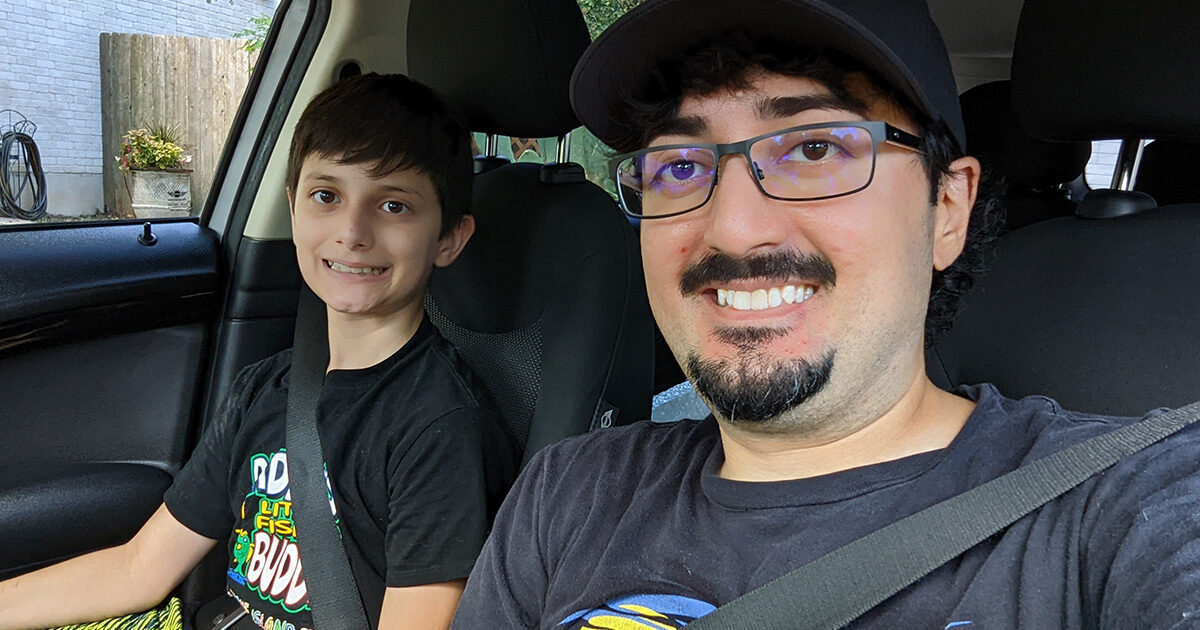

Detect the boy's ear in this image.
[434,215,476,268]
[287,188,297,235]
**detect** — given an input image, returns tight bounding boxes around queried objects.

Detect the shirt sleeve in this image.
[1088,424,1200,628]
[451,443,553,629]
[384,406,517,587]
[162,361,262,540]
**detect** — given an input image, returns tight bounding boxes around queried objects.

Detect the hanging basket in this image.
[129,168,192,218]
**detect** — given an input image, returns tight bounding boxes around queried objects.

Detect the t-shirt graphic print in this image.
[227,448,336,630]
[558,594,716,628]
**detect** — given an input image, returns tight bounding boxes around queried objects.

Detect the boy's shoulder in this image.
[224,348,294,410]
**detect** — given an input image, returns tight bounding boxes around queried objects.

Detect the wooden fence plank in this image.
[100,33,254,217]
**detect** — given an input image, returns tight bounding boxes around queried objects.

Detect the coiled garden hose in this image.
[1,131,48,221]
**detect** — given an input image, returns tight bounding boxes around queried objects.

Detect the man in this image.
[453,1,1200,627]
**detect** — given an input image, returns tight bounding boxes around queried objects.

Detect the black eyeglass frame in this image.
[608,120,925,219]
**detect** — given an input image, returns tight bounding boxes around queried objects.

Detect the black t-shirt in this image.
[454,384,1200,629]
[165,318,517,629]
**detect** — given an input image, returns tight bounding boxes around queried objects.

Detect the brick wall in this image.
[0,0,273,180]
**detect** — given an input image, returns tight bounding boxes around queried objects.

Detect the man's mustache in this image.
[679,250,837,296]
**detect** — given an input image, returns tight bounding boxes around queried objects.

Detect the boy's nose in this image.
[335,205,374,250]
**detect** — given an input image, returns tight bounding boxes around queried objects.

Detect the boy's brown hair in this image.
[286,73,474,236]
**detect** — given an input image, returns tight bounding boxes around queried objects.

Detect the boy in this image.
[0,73,516,629]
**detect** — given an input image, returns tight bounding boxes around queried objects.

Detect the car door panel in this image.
[0,221,220,576]
[0,464,171,581]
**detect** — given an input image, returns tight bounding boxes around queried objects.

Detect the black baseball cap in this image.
[570,0,965,150]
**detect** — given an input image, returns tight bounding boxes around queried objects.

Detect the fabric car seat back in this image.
[1135,140,1200,206]
[959,80,1089,231]
[930,0,1200,416]
[407,0,654,464]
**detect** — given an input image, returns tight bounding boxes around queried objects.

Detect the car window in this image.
[0,0,273,228]
[1084,139,1123,189]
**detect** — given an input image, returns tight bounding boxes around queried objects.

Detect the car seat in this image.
[1135,140,1200,206]
[929,0,1200,416]
[407,0,654,464]
[959,80,1090,232]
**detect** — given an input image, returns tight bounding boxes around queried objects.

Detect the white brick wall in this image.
[0,0,273,181]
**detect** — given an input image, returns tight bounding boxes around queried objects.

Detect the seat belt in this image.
[687,399,1200,630]
[284,285,372,629]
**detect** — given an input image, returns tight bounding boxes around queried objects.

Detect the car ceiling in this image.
[240,0,1028,240]
[929,0,1025,90]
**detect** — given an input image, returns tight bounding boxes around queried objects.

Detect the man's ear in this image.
[434,214,476,268]
[932,156,980,272]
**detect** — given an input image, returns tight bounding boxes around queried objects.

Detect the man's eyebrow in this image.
[651,115,709,140]
[757,93,869,120]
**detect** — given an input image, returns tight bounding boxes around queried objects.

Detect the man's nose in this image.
[701,153,791,257]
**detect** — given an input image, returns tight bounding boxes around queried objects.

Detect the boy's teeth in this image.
[716,285,815,311]
[328,261,385,275]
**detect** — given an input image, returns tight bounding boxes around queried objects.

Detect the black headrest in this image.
[960,81,1089,190]
[407,0,591,138]
[1135,140,1200,206]
[1010,0,1200,142]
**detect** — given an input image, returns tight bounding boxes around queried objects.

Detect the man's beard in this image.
[687,349,834,424]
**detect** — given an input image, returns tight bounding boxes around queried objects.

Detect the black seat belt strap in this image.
[284,285,372,629]
[687,400,1200,630]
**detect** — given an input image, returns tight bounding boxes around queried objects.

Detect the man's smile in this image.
[714,284,817,311]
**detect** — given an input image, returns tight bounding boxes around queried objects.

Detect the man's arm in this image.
[1088,429,1200,627]
[0,504,217,630]
[378,580,466,630]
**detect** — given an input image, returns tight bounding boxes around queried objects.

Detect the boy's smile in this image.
[289,154,473,329]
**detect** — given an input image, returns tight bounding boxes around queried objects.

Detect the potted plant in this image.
[116,125,193,218]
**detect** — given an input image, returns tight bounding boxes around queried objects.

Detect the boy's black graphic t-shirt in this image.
[454,384,1200,629]
[165,318,517,629]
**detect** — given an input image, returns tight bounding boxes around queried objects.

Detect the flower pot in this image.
[130,169,192,218]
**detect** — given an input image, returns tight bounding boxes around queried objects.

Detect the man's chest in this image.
[539,487,1093,630]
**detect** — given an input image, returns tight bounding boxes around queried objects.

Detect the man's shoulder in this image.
[971,383,1200,488]
[530,417,718,480]
[962,384,1164,457]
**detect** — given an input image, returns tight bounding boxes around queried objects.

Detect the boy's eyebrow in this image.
[305,173,342,185]
[374,183,425,199]
[301,174,425,198]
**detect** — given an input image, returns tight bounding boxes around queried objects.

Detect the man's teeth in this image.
[716,285,815,311]
[327,261,386,276]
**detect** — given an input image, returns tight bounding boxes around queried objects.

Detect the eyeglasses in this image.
[610,121,923,219]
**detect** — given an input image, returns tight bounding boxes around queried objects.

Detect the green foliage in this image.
[234,14,273,54]
[577,0,643,39]
[117,127,187,171]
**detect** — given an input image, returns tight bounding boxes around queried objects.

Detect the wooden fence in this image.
[100,33,256,217]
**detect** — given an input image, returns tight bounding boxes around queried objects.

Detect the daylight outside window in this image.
[0,0,273,226]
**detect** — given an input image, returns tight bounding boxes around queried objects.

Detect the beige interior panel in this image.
[242,0,413,240]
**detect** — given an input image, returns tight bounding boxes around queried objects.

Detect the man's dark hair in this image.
[609,32,1005,343]
[286,72,473,237]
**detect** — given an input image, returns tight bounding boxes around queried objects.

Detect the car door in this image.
[0,0,327,602]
